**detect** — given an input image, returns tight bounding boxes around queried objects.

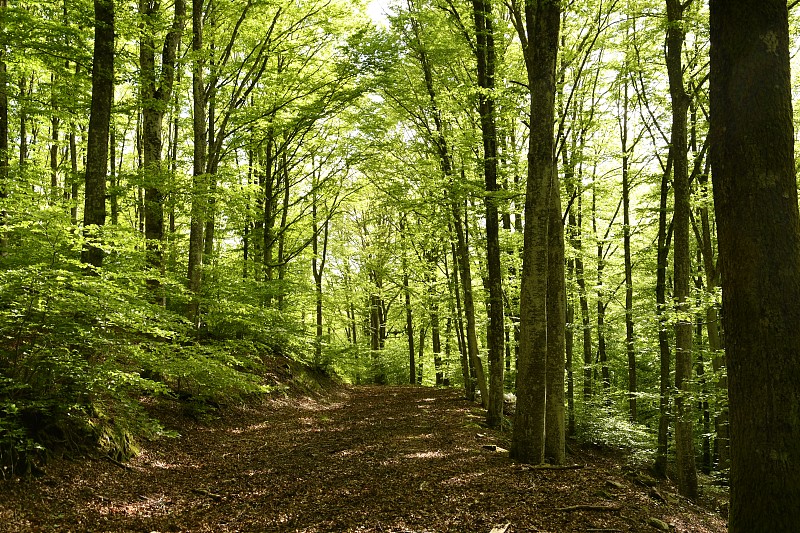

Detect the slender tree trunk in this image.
[140,0,185,297]
[69,125,79,226]
[471,0,504,429]
[593,185,610,399]
[417,326,425,385]
[81,0,114,269]
[510,0,560,464]
[452,198,488,406]
[404,269,416,384]
[567,192,592,402]
[401,217,416,384]
[666,0,698,500]
[709,2,800,529]
[654,158,674,478]
[17,76,28,171]
[620,73,637,422]
[50,77,60,203]
[188,0,207,325]
[696,170,728,471]
[431,300,443,386]
[109,109,118,225]
[311,186,328,367]
[448,237,473,399]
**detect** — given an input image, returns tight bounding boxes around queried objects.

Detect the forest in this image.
[0,0,798,531]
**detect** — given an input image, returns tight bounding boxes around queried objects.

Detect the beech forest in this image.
[0,0,798,531]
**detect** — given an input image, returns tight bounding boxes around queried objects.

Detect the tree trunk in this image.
[666,0,698,500]
[140,0,185,297]
[593,185,610,399]
[545,182,566,464]
[311,177,329,367]
[471,0,504,429]
[0,0,7,257]
[654,158,673,478]
[452,198,488,406]
[620,72,637,422]
[696,169,728,471]
[510,0,560,464]
[448,237,473,399]
[81,0,114,269]
[405,269,416,385]
[69,124,79,226]
[709,1,800,529]
[188,0,206,326]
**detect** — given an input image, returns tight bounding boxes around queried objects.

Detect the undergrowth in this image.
[0,255,295,478]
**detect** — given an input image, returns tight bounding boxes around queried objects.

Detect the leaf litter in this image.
[0,385,727,532]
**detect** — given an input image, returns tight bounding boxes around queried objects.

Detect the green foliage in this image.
[0,253,274,477]
[576,403,657,466]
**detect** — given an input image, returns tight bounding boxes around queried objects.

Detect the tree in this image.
[709,1,800,529]
[509,0,561,464]
[139,0,186,296]
[81,0,114,268]
[470,0,505,429]
[665,0,698,500]
[0,0,7,257]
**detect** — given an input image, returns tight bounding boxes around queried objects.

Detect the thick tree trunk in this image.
[81,0,114,269]
[0,0,6,257]
[565,255,575,436]
[545,183,566,464]
[709,2,800,530]
[510,0,560,464]
[472,0,504,429]
[666,0,698,500]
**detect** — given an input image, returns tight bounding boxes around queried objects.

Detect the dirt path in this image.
[0,386,726,532]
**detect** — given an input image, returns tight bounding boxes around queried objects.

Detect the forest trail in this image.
[0,386,726,532]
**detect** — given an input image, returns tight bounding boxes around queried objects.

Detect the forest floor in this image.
[0,384,728,532]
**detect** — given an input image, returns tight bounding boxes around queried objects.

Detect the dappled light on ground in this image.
[0,386,726,532]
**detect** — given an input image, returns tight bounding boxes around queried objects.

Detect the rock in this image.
[647,517,670,531]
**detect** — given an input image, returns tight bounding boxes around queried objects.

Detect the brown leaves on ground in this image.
[0,386,727,532]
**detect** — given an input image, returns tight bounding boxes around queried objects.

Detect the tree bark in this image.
[188,0,207,326]
[140,0,185,296]
[709,1,800,529]
[654,158,673,478]
[472,0,505,429]
[666,0,698,500]
[620,72,636,422]
[545,182,566,464]
[510,0,560,464]
[81,0,114,269]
